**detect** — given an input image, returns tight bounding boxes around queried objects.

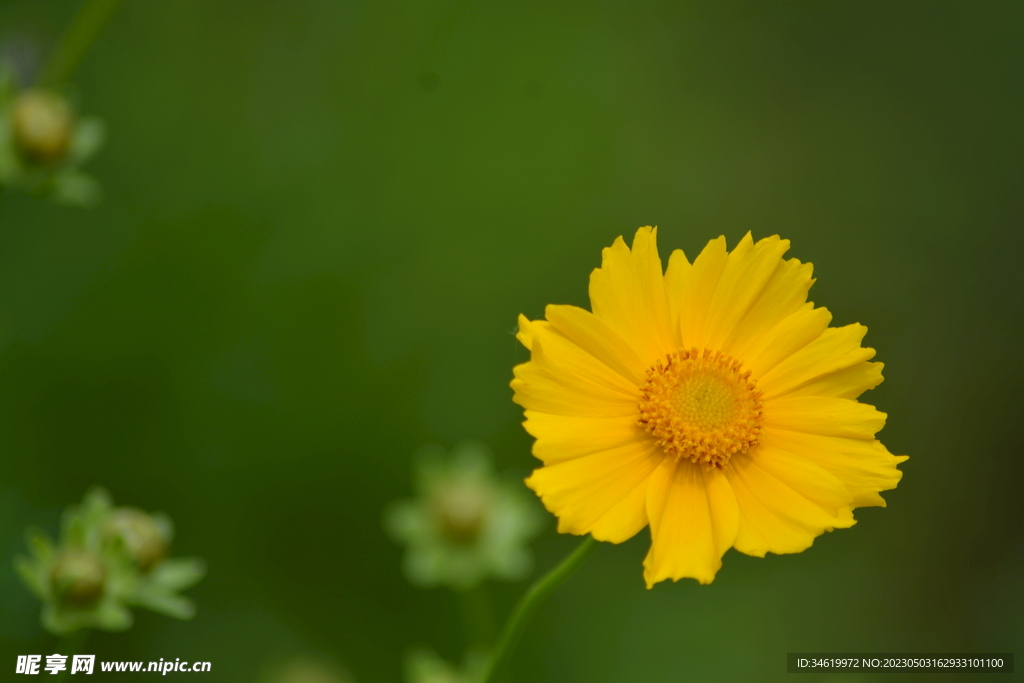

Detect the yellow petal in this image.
[588,227,675,363]
[725,454,855,557]
[764,395,887,439]
[515,313,547,351]
[528,319,640,398]
[545,304,647,385]
[783,360,884,400]
[743,304,832,379]
[758,324,876,400]
[523,410,648,466]
[664,248,691,348]
[763,427,906,507]
[723,256,815,359]
[704,467,740,562]
[703,234,792,352]
[511,352,637,418]
[677,235,728,350]
[526,440,663,543]
[745,445,853,514]
[643,458,739,586]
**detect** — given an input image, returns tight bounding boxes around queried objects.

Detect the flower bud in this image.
[10,88,75,165]
[386,442,544,589]
[50,550,105,607]
[269,657,353,683]
[104,508,168,571]
[432,481,489,545]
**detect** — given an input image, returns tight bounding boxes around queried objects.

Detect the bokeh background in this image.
[1,1,1022,681]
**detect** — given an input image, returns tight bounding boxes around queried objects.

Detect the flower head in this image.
[10,88,75,163]
[15,487,205,634]
[403,647,485,683]
[0,68,106,206]
[104,507,172,572]
[385,442,544,590]
[512,228,907,587]
[50,549,107,607]
[264,655,353,683]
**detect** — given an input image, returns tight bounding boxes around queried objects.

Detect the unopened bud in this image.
[104,508,168,571]
[432,481,489,545]
[10,88,74,165]
[50,550,105,607]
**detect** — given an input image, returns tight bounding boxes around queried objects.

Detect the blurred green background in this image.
[1,1,1022,681]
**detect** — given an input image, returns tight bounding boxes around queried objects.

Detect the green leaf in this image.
[95,600,133,631]
[14,556,46,599]
[61,510,89,547]
[51,170,101,207]
[42,605,90,637]
[149,557,205,591]
[26,528,55,561]
[150,512,174,544]
[67,117,105,165]
[0,117,23,183]
[133,589,196,620]
[82,486,113,513]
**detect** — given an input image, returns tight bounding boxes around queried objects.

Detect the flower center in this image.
[433,482,489,545]
[51,550,106,607]
[637,348,763,468]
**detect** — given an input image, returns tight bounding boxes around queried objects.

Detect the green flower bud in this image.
[17,488,204,635]
[50,550,106,608]
[266,656,353,683]
[404,648,485,683]
[104,508,168,571]
[431,480,490,545]
[10,88,75,165]
[385,442,545,589]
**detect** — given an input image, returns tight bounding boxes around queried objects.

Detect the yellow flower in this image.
[511,227,906,587]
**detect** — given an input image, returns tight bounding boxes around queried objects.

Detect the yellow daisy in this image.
[511,227,906,587]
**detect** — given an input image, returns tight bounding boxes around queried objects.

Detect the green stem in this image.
[52,629,90,680]
[40,0,127,87]
[459,582,495,650]
[479,536,598,683]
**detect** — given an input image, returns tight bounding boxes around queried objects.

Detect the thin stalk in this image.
[40,0,127,87]
[479,536,598,683]
[459,582,496,650]
[52,629,90,680]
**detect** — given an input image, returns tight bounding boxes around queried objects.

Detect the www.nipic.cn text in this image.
[16,655,212,675]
